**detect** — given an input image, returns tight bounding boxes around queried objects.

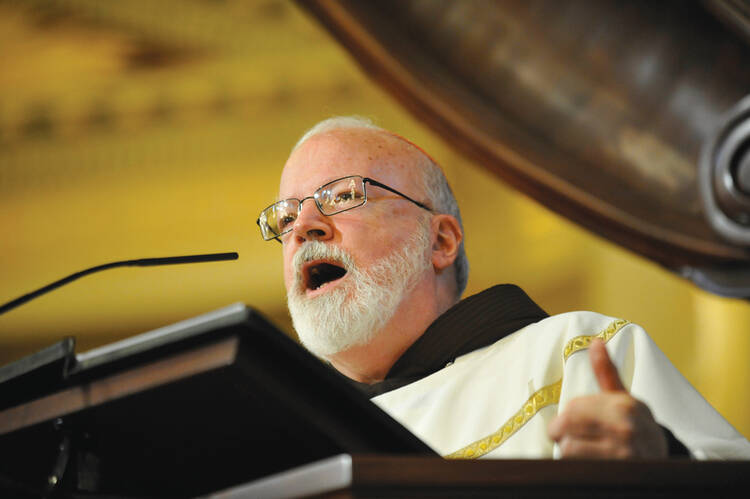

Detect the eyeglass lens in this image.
[316,176,365,214]
[260,176,367,240]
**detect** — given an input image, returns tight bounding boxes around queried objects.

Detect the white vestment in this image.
[372,311,750,459]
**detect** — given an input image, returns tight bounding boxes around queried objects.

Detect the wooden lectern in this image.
[207,454,750,498]
[0,305,748,498]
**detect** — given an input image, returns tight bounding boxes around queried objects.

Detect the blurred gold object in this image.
[300,0,750,295]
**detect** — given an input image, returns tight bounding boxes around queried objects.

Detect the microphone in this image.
[0,252,239,316]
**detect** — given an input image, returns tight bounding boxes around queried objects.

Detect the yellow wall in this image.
[1,1,748,439]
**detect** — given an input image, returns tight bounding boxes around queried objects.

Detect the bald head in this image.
[288,117,469,298]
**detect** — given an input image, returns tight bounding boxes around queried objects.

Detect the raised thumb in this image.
[590,339,625,392]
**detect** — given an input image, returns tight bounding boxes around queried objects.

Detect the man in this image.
[258,116,750,459]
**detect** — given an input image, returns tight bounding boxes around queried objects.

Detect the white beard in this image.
[287,224,432,358]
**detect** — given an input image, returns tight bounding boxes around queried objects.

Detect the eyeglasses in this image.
[257,175,432,241]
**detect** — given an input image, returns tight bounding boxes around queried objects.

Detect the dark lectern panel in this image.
[0,304,433,498]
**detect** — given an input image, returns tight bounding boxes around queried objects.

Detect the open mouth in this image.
[304,261,347,291]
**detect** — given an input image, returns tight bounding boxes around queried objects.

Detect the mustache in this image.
[293,241,355,283]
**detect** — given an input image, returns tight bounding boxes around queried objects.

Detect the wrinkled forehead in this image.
[279,128,426,198]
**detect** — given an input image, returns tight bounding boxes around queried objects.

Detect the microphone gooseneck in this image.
[0,252,239,316]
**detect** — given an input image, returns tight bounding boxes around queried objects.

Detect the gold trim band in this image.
[444,318,629,459]
[444,379,562,459]
[563,319,629,361]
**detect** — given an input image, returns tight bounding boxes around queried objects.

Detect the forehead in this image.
[279,128,424,197]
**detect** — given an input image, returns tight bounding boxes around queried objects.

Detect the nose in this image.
[291,198,333,243]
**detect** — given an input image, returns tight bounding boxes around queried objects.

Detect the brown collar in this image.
[347,284,548,397]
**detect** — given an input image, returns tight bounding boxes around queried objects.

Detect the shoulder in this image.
[537,310,631,336]
[475,310,640,361]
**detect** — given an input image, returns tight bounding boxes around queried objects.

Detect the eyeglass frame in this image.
[256,175,433,242]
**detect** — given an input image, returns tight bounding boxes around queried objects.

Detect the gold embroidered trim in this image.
[563,319,629,361]
[444,379,562,459]
[444,318,629,460]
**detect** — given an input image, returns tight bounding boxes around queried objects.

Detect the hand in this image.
[547,339,667,459]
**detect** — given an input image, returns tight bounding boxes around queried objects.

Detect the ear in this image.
[431,214,463,271]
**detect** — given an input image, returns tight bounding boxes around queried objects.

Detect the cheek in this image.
[347,232,406,265]
[283,267,294,288]
[282,248,297,287]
